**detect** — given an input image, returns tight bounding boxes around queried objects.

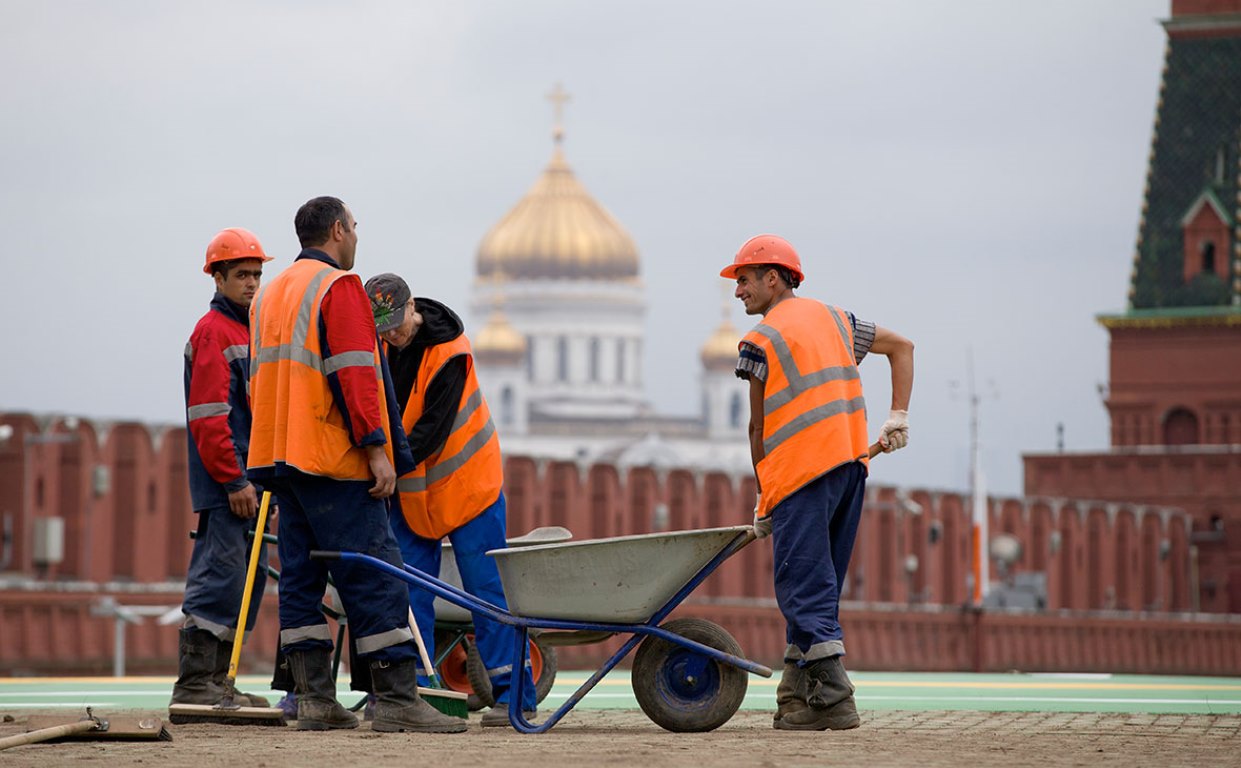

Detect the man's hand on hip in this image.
[228,482,259,519]
[879,409,909,452]
[367,445,396,498]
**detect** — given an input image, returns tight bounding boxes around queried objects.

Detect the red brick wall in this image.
[1025,449,1241,612]
[0,409,1219,677]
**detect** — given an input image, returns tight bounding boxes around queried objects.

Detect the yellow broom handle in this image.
[228,490,271,682]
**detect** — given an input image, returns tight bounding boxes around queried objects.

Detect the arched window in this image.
[1162,407,1199,446]
[729,392,743,429]
[1201,241,1216,274]
[500,386,514,425]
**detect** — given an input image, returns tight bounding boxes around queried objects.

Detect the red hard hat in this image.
[204,227,272,274]
[719,234,804,283]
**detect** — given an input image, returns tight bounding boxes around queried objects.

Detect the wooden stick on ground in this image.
[0,719,98,751]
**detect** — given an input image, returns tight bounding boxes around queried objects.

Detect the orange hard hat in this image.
[204,227,272,274]
[719,234,804,284]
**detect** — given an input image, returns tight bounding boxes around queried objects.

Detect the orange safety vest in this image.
[743,297,869,517]
[247,258,394,480]
[394,336,503,539]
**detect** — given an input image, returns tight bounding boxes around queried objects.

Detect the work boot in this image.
[170,628,225,706]
[480,703,537,728]
[215,640,271,708]
[369,658,467,734]
[776,656,861,731]
[773,661,809,726]
[287,648,359,731]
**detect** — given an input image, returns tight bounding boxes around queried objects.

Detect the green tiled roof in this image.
[1098,304,1241,328]
[1130,29,1241,310]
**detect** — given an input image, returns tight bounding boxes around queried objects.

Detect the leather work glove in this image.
[879,409,909,452]
[752,494,772,539]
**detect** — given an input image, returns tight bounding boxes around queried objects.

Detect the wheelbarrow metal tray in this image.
[435,526,573,623]
[487,526,750,623]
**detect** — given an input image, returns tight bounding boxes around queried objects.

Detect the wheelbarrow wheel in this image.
[466,632,558,708]
[631,617,748,733]
[433,630,487,711]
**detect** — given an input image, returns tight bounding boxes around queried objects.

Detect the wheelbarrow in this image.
[311,525,772,733]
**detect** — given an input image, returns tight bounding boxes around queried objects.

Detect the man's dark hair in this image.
[295,196,349,248]
[210,260,240,279]
[755,264,801,290]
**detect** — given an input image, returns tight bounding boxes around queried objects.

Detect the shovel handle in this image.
[0,719,98,751]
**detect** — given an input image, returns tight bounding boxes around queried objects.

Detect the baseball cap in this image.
[364,273,412,334]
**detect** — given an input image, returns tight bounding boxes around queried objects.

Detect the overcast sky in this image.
[0,0,1170,495]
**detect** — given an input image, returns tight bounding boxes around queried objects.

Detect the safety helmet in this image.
[719,234,804,284]
[204,227,272,274]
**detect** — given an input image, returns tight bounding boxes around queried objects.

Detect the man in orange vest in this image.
[247,196,465,735]
[364,272,538,728]
[722,234,914,732]
[174,227,273,712]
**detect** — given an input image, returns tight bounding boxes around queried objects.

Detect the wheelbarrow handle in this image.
[310,550,342,561]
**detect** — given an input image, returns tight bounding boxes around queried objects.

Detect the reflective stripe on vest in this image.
[247,259,394,480]
[395,336,503,539]
[743,298,869,517]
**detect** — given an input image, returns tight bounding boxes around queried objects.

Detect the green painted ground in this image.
[3,671,1241,715]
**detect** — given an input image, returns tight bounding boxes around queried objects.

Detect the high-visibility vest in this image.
[247,258,394,480]
[394,336,503,539]
[742,297,869,517]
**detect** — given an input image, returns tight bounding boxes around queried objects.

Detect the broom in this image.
[408,606,469,719]
[169,491,286,726]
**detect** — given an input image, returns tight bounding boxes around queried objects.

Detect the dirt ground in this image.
[2,708,1239,768]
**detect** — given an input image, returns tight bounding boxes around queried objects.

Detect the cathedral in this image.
[467,88,751,475]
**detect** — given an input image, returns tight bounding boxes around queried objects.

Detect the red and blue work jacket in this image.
[184,292,254,511]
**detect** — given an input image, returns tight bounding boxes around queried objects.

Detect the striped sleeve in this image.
[319,277,386,447]
[186,325,247,490]
[848,313,876,364]
[735,341,767,382]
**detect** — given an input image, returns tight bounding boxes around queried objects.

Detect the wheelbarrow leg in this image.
[507,625,648,735]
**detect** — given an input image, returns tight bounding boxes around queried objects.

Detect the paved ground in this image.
[2,672,1239,767]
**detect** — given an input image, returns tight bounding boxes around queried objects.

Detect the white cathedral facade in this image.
[467,122,751,475]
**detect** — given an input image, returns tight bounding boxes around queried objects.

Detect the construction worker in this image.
[247,196,465,734]
[722,234,914,732]
[173,227,274,711]
[364,272,538,728]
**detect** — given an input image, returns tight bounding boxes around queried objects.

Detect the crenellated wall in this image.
[0,410,1226,677]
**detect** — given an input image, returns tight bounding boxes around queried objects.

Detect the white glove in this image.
[879,409,909,452]
[752,494,772,539]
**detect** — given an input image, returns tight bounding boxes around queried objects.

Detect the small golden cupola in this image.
[700,297,741,372]
[476,85,639,282]
[474,305,526,366]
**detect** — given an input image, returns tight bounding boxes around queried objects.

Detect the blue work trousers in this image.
[771,461,867,665]
[269,471,417,663]
[390,493,537,710]
[182,505,268,641]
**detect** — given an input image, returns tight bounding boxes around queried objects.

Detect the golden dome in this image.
[476,146,640,281]
[474,310,526,364]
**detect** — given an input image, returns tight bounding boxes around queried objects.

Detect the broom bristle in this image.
[418,688,470,719]
[167,704,287,727]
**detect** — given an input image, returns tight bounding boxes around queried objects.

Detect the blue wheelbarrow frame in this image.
[310,527,773,733]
